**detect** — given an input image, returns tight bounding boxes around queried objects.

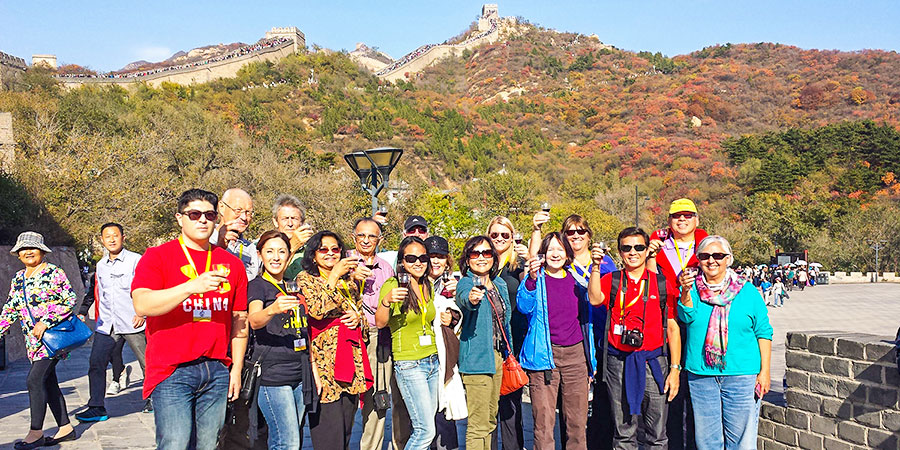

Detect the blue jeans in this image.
[394,353,440,450]
[257,383,306,449]
[151,359,230,450]
[688,373,760,450]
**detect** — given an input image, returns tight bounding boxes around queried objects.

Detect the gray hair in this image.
[271,194,306,221]
[697,235,734,267]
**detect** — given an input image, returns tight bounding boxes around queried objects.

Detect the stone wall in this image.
[0,51,27,90]
[0,112,13,170]
[0,246,86,362]
[758,331,900,449]
[57,40,296,89]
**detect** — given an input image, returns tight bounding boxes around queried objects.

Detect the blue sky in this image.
[1,1,898,72]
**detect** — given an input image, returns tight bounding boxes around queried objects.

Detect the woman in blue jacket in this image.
[454,236,510,450]
[517,232,593,450]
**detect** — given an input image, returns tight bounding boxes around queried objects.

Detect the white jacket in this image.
[432,280,468,420]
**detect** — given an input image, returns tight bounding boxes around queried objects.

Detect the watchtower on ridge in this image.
[478,4,499,31]
[265,27,307,53]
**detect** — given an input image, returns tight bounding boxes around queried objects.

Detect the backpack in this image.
[600,270,669,384]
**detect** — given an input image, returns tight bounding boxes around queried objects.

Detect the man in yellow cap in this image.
[647,198,707,450]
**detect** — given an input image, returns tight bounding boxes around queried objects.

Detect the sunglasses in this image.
[670,212,697,220]
[698,252,729,261]
[403,254,430,264]
[489,232,511,240]
[565,229,589,236]
[407,226,428,235]
[316,246,341,255]
[182,210,218,221]
[468,249,494,259]
[618,244,648,253]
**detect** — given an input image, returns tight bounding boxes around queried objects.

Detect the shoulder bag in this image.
[23,284,91,358]
[486,290,527,395]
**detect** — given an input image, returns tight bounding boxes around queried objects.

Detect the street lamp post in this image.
[344,147,403,216]
[634,185,650,228]
[866,239,888,282]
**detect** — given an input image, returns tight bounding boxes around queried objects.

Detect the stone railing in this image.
[828,272,900,283]
[0,51,27,69]
[758,331,900,449]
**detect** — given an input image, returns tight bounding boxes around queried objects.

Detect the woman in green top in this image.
[377,236,445,450]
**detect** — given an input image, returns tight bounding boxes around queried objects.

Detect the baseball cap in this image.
[669,198,698,215]
[424,236,450,255]
[403,215,428,233]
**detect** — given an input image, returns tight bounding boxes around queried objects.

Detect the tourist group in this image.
[1,188,772,450]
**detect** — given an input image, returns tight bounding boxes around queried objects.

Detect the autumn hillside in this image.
[1,22,900,271]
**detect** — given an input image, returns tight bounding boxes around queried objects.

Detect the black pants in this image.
[27,358,69,431]
[110,336,125,380]
[309,393,357,450]
[587,379,614,450]
[87,330,147,407]
[491,389,524,450]
[432,411,459,450]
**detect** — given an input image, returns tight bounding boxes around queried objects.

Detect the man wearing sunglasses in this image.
[588,227,681,450]
[212,188,261,281]
[132,189,249,450]
[647,198,708,450]
[378,215,429,269]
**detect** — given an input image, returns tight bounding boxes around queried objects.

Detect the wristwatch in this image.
[670,364,683,370]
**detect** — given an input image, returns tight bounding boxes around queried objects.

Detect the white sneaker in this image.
[106,381,121,395]
[119,365,132,389]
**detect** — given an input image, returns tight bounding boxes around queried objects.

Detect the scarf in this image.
[695,269,743,369]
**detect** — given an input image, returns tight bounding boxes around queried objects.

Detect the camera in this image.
[373,389,391,411]
[621,328,644,348]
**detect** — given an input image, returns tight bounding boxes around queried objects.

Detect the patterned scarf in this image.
[695,269,744,369]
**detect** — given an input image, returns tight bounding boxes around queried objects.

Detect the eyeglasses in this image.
[618,244,648,253]
[468,249,494,259]
[407,226,428,235]
[316,246,341,254]
[182,210,218,221]
[403,254,430,264]
[355,233,381,241]
[670,212,696,220]
[698,252,729,261]
[565,229,589,236]
[428,253,448,260]
[221,201,253,218]
[489,232,511,240]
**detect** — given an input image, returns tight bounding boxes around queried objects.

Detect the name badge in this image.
[293,338,307,352]
[419,334,432,346]
[193,309,212,322]
[613,324,624,336]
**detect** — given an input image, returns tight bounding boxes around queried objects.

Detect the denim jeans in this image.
[151,359,230,450]
[688,373,760,450]
[394,353,440,450]
[257,383,306,450]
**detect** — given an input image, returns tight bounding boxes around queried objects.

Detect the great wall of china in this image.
[0,5,508,92]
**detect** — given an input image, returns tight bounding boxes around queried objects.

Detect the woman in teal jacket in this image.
[454,236,510,450]
[677,235,772,450]
[516,232,593,449]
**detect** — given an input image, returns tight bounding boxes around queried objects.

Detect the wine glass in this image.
[513,232,523,245]
[398,272,410,288]
[540,202,551,213]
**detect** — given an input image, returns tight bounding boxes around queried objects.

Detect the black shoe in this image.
[75,406,109,422]
[45,430,77,446]
[13,437,46,450]
[142,399,153,413]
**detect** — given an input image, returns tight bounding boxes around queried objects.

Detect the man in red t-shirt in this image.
[588,227,681,450]
[132,188,249,450]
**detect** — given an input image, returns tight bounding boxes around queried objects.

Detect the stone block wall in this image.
[758,332,900,450]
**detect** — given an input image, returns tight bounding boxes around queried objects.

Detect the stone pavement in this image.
[1,283,898,449]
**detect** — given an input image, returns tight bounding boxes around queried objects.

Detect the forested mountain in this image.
[2,22,899,271]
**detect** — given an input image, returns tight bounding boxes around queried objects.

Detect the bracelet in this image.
[381,300,391,308]
[670,364,683,370]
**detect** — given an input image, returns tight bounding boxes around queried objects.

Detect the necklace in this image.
[24,263,46,278]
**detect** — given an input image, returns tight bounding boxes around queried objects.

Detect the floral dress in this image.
[0,263,77,361]
[296,271,369,403]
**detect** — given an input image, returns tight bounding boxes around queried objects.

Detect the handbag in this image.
[239,337,271,402]
[373,331,391,411]
[22,285,91,358]
[486,289,527,395]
